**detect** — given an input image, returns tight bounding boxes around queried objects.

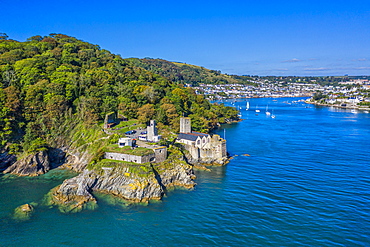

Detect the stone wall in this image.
[105,147,168,164]
[180,134,227,164]
[153,147,167,163]
[210,135,227,159]
[104,152,155,164]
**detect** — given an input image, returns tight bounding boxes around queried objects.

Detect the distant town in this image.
[189,76,370,109]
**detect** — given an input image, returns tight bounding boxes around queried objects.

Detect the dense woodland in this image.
[128,58,257,86]
[0,34,238,154]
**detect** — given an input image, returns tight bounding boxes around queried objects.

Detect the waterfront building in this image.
[176,117,227,164]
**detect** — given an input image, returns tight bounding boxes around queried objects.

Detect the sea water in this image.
[1,97,369,246]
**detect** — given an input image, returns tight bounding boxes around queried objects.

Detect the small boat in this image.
[255,105,260,113]
[271,109,276,118]
[246,102,250,110]
[364,111,369,113]
[351,109,358,114]
[265,105,271,116]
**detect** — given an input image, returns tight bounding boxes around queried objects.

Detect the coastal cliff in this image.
[0,151,16,171]
[1,147,84,176]
[3,151,51,177]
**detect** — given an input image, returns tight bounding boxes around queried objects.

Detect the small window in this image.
[197,140,200,145]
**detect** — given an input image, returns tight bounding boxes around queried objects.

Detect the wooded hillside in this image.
[0,34,238,154]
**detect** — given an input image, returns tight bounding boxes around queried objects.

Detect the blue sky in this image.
[2,0,370,76]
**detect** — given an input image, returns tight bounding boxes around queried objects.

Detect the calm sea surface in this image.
[1,97,369,246]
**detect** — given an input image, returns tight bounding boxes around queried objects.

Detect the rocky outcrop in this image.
[13,203,35,221]
[55,144,98,173]
[47,160,196,213]
[184,150,229,167]
[154,161,196,189]
[3,151,50,176]
[60,152,91,172]
[46,170,98,213]
[0,151,16,171]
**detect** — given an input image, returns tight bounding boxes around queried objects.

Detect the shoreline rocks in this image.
[0,151,16,172]
[46,160,196,213]
[13,203,35,221]
[306,100,370,111]
[3,151,51,177]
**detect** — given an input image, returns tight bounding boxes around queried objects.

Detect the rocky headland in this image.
[45,157,195,213]
[1,129,228,214]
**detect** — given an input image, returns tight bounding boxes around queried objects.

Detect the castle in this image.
[176,117,227,164]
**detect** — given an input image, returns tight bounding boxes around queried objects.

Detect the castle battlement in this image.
[176,117,227,165]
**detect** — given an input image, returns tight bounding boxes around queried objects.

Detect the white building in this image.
[146,120,161,142]
[118,138,133,147]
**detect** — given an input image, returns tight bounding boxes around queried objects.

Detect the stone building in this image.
[176,117,227,164]
[105,152,155,164]
[104,112,117,129]
[105,139,167,164]
[146,120,161,142]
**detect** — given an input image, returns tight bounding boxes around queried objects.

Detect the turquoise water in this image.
[1,97,370,246]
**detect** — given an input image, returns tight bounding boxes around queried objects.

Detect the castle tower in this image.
[147,120,158,141]
[180,117,191,133]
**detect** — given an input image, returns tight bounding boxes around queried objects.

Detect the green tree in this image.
[137,104,155,124]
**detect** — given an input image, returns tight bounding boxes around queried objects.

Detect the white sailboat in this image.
[246,102,250,110]
[265,105,271,116]
[271,109,276,118]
